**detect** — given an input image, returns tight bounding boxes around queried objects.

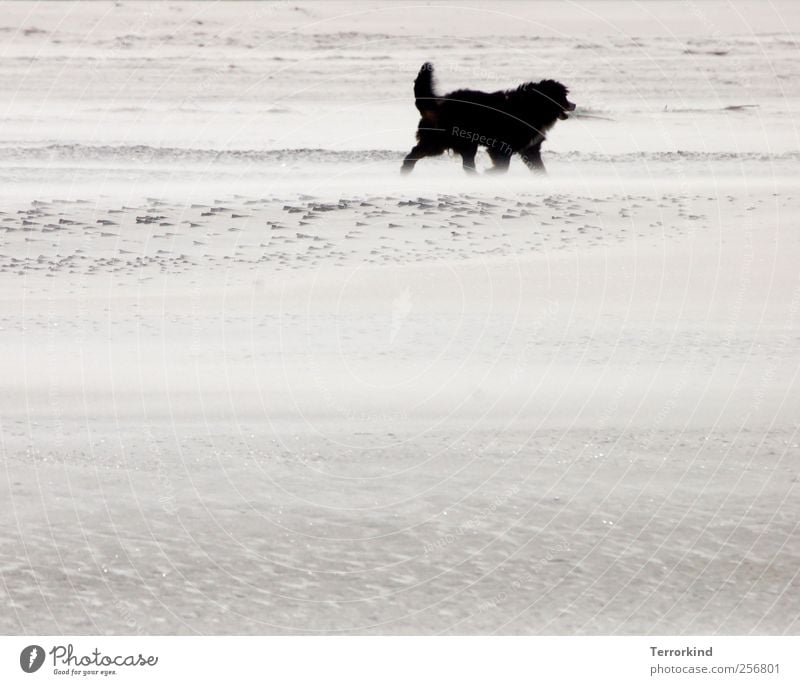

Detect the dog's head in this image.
[521,79,576,120]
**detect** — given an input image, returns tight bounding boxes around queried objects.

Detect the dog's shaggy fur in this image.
[401,63,575,175]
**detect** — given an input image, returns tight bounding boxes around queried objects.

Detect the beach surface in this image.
[1,1,798,634]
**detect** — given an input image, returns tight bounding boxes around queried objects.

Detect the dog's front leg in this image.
[521,143,546,174]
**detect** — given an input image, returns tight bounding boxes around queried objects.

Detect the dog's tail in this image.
[414,62,437,113]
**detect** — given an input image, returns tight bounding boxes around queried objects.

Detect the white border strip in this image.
[1,636,798,684]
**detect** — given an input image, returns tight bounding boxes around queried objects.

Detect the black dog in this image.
[401,63,575,175]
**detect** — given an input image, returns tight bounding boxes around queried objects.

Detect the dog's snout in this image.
[566,101,576,111]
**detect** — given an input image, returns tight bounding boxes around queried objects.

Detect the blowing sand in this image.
[1,1,799,634]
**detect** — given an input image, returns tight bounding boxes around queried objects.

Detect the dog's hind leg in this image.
[401,145,426,174]
[485,148,511,175]
[521,142,546,174]
[401,143,441,174]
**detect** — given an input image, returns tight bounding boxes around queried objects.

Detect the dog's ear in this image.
[535,79,569,101]
[527,80,574,116]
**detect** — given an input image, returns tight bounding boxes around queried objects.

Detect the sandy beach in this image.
[1,1,798,634]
